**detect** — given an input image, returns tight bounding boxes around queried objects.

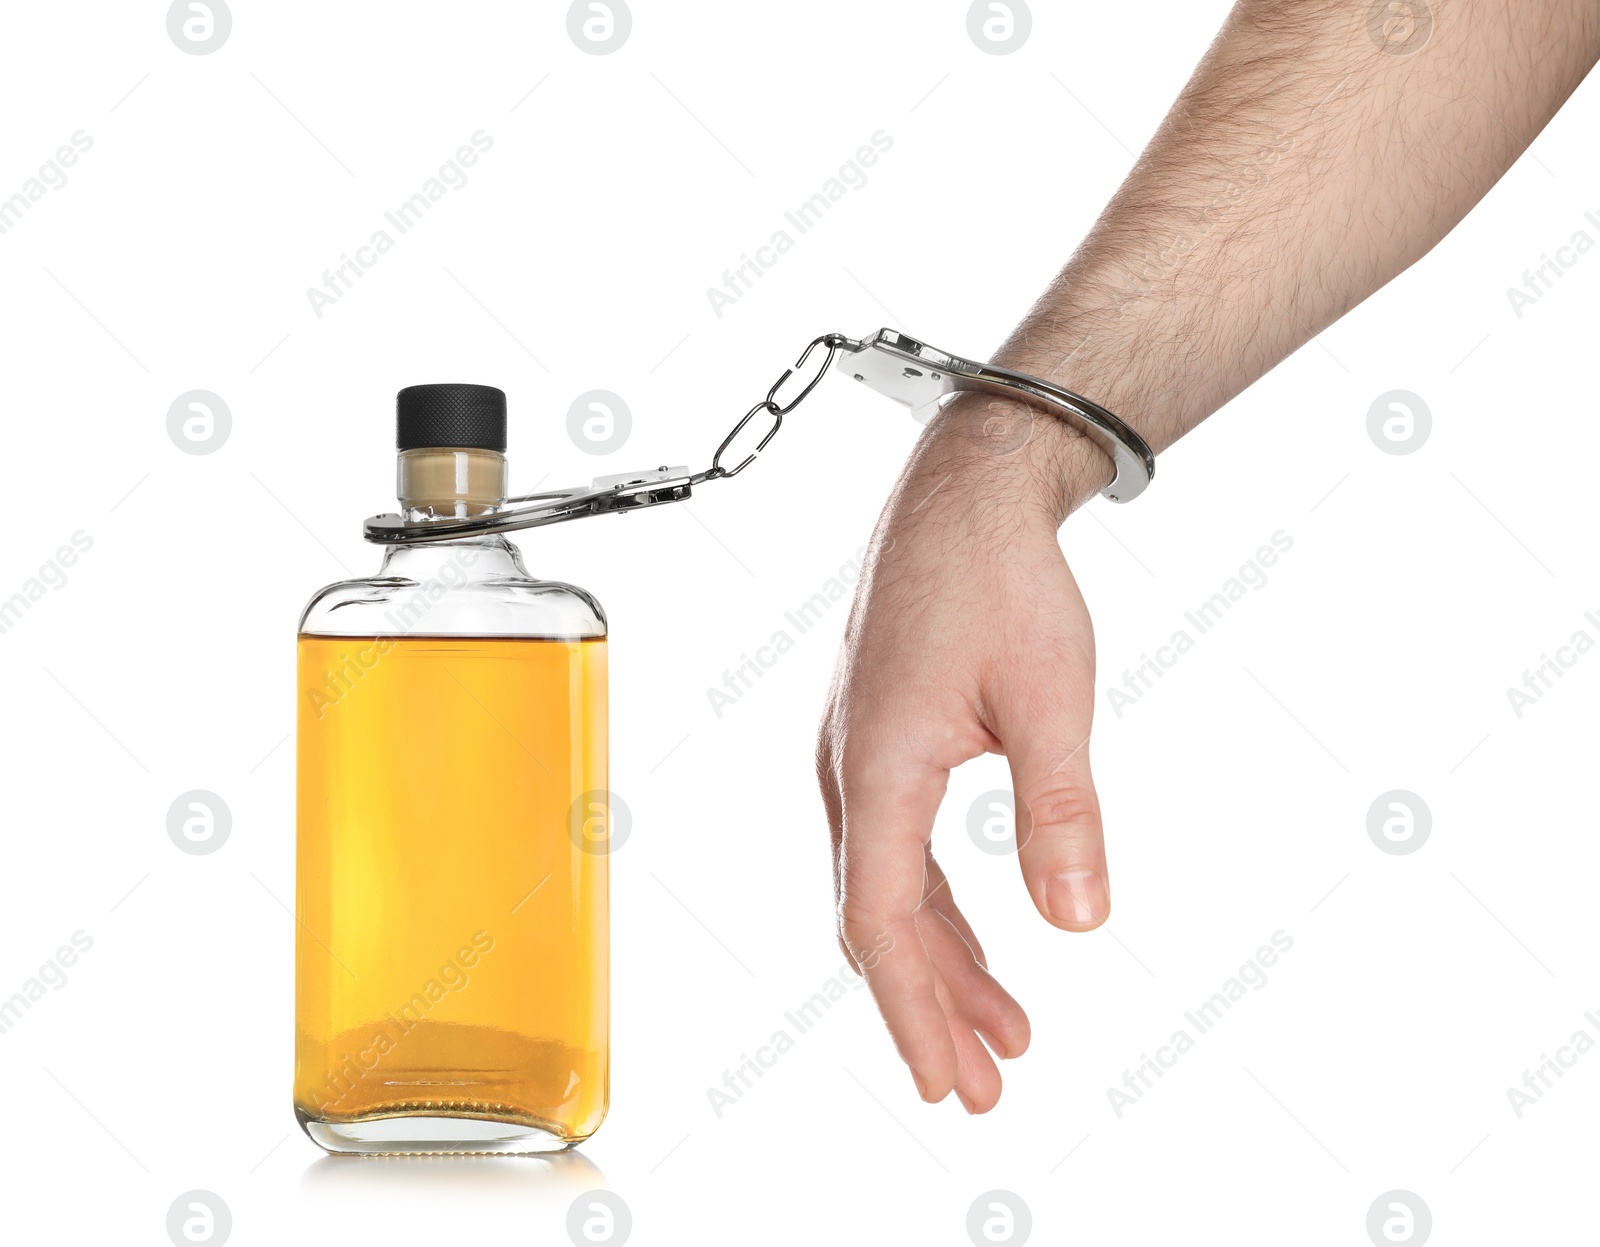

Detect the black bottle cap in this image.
[396,383,507,452]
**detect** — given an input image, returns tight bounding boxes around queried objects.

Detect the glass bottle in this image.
[294,384,608,1154]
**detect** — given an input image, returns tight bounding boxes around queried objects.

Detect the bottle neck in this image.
[376,535,531,582]
[397,447,507,518]
[388,448,523,582]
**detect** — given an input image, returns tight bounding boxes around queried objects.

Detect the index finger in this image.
[832,733,958,1102]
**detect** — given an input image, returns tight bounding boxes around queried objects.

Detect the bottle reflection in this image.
[301,1148,606,1197]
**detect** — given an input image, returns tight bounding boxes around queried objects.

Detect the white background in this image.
[1,1,1596,1243]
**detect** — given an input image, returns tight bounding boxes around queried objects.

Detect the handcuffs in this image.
[363,328,1155,544]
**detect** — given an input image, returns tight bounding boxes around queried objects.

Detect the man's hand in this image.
[816,398,1114,1111]
[817,0,1597,1110]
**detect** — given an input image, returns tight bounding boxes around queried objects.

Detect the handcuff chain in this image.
[362,325,1154,545]
[701,332,852,483]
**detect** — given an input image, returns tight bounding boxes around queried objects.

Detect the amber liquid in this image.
[294,635,608,1142]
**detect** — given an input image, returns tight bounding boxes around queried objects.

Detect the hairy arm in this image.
[818,0,1600,1114]
[1011,0,1599,479]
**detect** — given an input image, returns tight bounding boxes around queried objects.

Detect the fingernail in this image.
[1047,870,1106,926]
[956,1090,976,1115]
[976,1028,1008,1060]
[911,1070,929,1100]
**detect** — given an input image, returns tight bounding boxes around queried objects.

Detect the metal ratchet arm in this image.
[362,467,697,544]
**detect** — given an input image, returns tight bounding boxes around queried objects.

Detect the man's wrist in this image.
[917,392,1116,527]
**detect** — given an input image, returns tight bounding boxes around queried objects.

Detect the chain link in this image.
[702,333,850,482]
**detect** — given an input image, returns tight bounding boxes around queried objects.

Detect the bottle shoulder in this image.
[299,542,606,639]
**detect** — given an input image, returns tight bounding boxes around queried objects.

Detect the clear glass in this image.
[293,535,608,1154]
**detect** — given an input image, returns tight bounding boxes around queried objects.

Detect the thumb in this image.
[990,652,1109,932]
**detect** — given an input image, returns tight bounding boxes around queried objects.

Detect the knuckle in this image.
[833,715,980,790]
[814,732,835,789]
[1019,780,1102,842]
[837,903,902,971]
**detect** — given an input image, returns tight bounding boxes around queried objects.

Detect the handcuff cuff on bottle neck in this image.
[362,328,1156,545]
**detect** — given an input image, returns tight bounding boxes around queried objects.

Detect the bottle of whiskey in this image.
[294,384,609,1154]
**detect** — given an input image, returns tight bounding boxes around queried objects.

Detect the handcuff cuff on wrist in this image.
[363,327,1156,544]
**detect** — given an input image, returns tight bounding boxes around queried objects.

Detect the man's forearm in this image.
[990,0,1598,484]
